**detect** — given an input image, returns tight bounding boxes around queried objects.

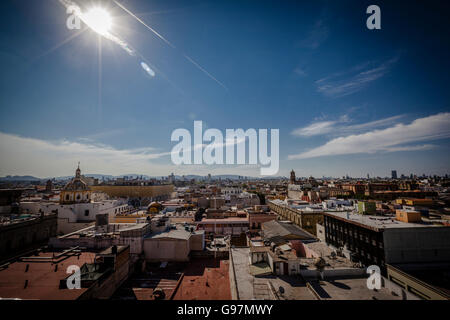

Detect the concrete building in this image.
[143,226,205,262]
[357,201,377,215]
[21,199,131,235]
[49,222,151,263]
[322,211,450,273]
[395,209,422,223]
[0,245,130,299]
[196,217,249,236]
[249,239,365,278]
[90,184,173,201]
[386,262,450,300]
[268,199,323,236]
[246,205,278,235]
[261,220,316,245]
[0,189,24,214]
[0,213,57,261]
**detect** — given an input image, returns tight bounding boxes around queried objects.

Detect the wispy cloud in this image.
[288,112,450,159]
[0,131,251,177]
[300,19,329,49]
[315,57,398,98]
[339,115,404,133]
[291,114,403,137]
[292,120,337,136]
[0,132,170,177]
[293,66,307,77]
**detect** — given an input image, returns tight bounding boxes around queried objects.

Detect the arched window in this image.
[66,194,70,201]
[76,194,81,200]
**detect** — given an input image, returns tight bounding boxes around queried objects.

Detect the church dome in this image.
[63,178,89,191]
[63,164,90,191]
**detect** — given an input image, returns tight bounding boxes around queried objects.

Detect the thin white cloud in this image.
[292,121,336,136]
[316,57,398,98]
[291,115,405,137]
[0,132,170,177]
[340,115,404,132]
[292,114,406,137]
[382,144,436,152]
[288,112,450,159]
[0,132,251,177]
[294,67,307,77]
[300,19,329,49]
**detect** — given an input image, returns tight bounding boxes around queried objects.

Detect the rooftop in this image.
[307,278,402,300]
[324,211,443,231]
[0,250,96,300]
[173,258,231,300]
[198,217,249,223]
[262,220,316,241]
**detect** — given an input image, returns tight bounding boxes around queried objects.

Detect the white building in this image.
[20,200,131,235]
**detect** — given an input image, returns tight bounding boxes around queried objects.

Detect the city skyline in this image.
[0,0,449,178]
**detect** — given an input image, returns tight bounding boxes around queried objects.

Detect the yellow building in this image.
[60,165,91,204]
[112,211,152,223]
[90,185,173,199]
[396,198,434,206]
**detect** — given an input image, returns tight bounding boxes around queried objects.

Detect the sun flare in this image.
[82,7,112,36]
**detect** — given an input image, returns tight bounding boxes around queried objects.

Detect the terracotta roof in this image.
[0,252,96,300]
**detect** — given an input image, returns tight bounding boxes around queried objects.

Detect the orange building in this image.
[396,210,422,223]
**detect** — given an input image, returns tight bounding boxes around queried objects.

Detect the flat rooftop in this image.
[0,251,96,300]
[303,241,357,270]
[198,217,249,223]
[324,211,442,231]
[307,278,402,300]
[61,223,149,239]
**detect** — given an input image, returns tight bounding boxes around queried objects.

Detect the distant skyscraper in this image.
[391,170,398,179]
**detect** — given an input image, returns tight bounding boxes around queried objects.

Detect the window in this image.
[85,210,89,216]
[66,194,69,200]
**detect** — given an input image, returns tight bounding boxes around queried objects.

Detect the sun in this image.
[82,7,112,36]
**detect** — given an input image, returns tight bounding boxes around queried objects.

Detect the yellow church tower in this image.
[60,163,92,204]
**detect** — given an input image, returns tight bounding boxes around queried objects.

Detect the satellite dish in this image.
[279,286,285,294]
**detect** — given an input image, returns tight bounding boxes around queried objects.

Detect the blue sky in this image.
[0,0,449,178]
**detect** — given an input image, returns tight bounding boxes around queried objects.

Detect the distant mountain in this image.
[0,175,41,181]
[0,173,287,182]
